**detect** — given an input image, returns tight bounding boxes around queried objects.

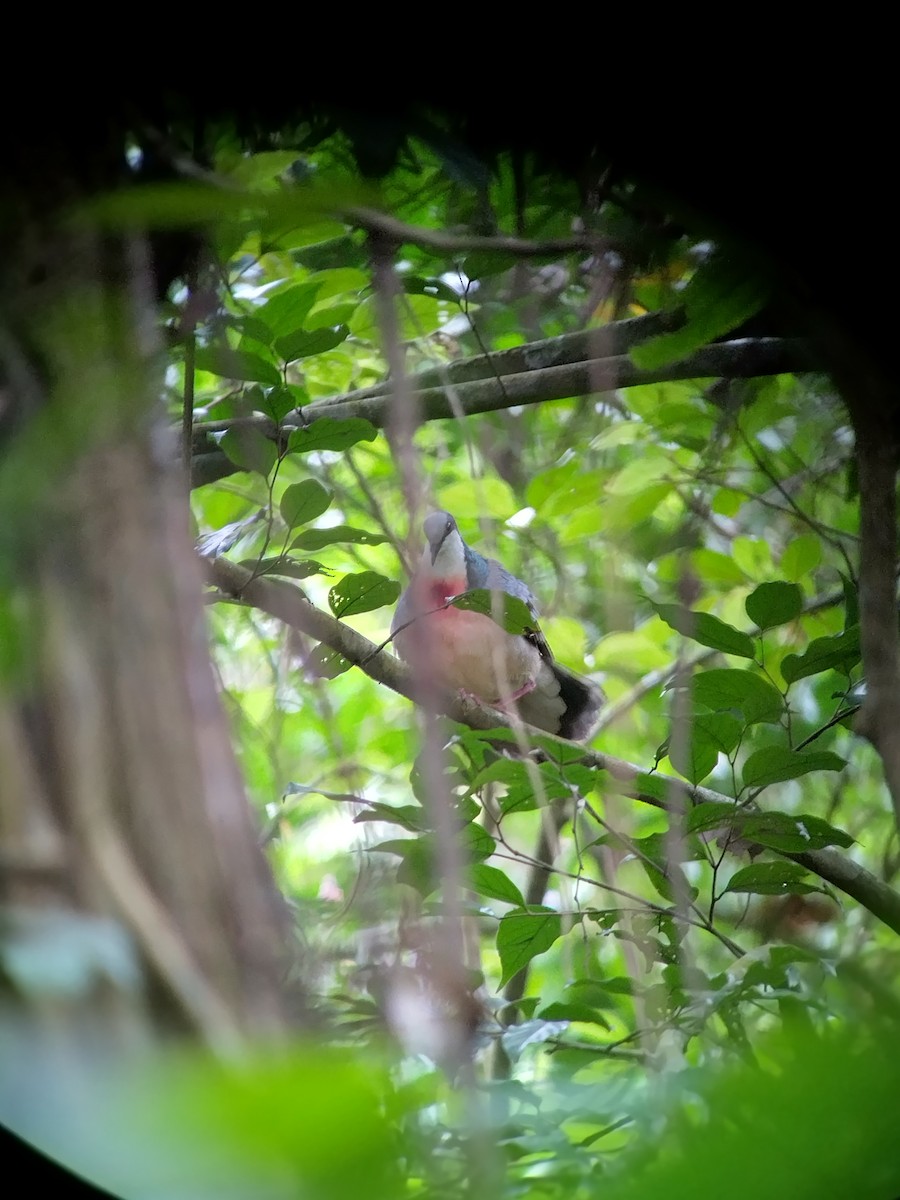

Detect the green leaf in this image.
[374,837,436,894]
[248,556,324,581]
[353,804,429,833]
[537,1002,611,1028]
[630,249,770,370]
[468,863,525,908]
[291,524,388,550]
[233,315,273,346]
[275,324,350,362]
[741,746,846,790]
[307,644,352,679]
[781,625,861,684]
[195,346,281,385]
[722,862,820,896]
[287,417,378,454]
[219,427,278,477]
[329,571,400,617]
[780,535,822,581]
[742,811,854,852]
[668,726,720,784]
[745,581,803,629]
[653,602,755,658]
[401,275,461,303]
[451,589,535,635]
[463,250,520,278]
[692,668,784,724]
[255,281,322,338]
[694,712,743,755]
[496,907,563,986]
[260,385,299,423]
[686,801,741,834]
[252,556,326,580]
[279,480,332,529]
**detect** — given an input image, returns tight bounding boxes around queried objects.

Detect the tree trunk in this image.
[0,159,291,1145]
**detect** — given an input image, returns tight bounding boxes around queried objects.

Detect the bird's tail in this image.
[552,665,605,741]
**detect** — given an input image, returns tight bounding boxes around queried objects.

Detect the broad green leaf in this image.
[350,294,443,341]
[537,1001,611,1028]
[401,274,461,303]
[692,668,784,724]
[248,556,324,581]
[373,837,435,895]
[275,324,350,362]
[742,746,846,790]
[291,524,388,550]
[780,534,821,581]
[497,907,563,986]
[668,726,720,784]
[329,571,400,617]
[309,267,369,299]
[691,548,749,587]
[631,249,770,370]
[259,385,300,423]
[451,589,535,635]
[195,346,281,385]
[745,581,803,629]
[781,625,861,684]
[605,450,670,496]
[722,862,819,896]
[469,863,525,908]
[466,757,531,795]
[307,644,351,679]
[256,281,322,338]
[219,427,278,477]
[233,315,272,346]
[742,811,854,852]
[353,804,429,833]
[653,602,755,658]
[731,537,773,578]
[694,712,743,755]
[279,480,332,529]
[463,249,520,278]
[686,801,741,834]
[306,301,359,330]
[287,417,378,454]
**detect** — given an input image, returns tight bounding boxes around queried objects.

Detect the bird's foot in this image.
[494,680,536,708]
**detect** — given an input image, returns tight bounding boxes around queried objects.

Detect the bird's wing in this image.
[479,557,555,663]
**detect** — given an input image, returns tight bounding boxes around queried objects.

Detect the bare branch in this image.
[342,206,607,257]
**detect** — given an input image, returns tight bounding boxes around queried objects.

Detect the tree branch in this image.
[342,206,608,257]
[204,555,900,937]
[306,311,685,407]
[191,337,818,487]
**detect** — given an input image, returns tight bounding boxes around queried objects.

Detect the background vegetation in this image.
[1,101,898,1198]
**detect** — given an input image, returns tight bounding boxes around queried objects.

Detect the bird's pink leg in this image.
[494,680,536,708]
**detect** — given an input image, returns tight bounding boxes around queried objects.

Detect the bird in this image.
[391,511,604,740]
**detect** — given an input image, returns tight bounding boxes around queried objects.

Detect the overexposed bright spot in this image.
[507,507,535,529]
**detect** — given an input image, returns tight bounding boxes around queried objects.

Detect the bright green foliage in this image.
[171,135,899,1197]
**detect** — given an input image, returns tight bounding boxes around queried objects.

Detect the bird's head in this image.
[422,510,466,577]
